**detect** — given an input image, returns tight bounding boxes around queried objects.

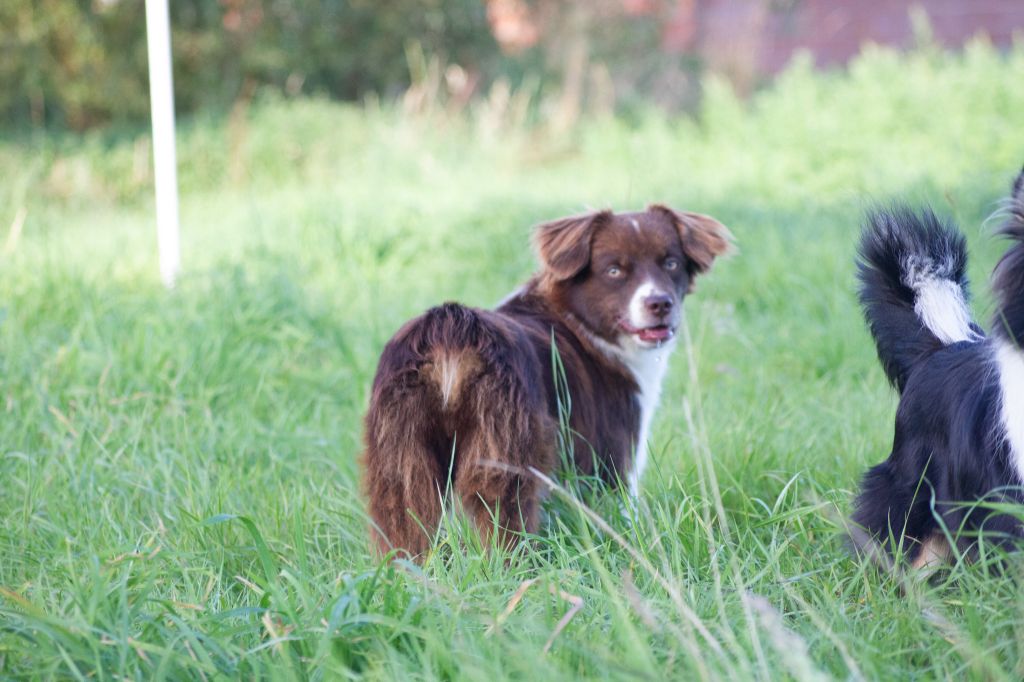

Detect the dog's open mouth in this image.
[620,322,675,343]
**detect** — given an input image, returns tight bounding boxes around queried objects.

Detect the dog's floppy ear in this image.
[649,204,733,275]
[533,210,611,281]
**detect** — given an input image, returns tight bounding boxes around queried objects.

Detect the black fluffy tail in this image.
[992,167,1024,347]
[857,206,980,392]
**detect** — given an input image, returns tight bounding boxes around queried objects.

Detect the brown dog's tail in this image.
[362,303,554,558]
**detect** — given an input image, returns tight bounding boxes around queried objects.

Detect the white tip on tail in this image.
[903,258,979,345]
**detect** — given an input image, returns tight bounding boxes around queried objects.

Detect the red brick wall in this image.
[760,0,1024,72]
[669,0,1024,79]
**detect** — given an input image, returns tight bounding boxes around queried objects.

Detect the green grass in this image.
[4,37,1024,679]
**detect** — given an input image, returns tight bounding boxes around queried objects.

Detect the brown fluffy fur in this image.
[362,205,731,558]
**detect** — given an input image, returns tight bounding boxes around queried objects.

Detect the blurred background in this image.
[3,1,1022,220]
[4,0,1022,130]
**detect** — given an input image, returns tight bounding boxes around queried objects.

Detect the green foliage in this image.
[0,0,502,129]
[0,0,150,129]
[3,40,1024,678]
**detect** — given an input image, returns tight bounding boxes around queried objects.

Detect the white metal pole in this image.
[145,0,181,288]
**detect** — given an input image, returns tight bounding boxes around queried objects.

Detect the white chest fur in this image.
[621,340,675,496]
[996,341,1024,485]
[584,330,676,497]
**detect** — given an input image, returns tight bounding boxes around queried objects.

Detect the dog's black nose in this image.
[644,294,673,318]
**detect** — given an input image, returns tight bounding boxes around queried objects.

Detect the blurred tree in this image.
[0,0,150,129]
[0,0,504,130]
[3,1,1020,131]
[486,1,691,124]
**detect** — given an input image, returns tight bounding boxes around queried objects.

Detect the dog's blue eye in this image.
[664,257,681,272]
[606,265,623,278]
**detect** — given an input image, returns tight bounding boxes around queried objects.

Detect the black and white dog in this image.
[852,168,1024,569]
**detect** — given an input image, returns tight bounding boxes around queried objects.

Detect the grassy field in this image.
[3,39,1024,679]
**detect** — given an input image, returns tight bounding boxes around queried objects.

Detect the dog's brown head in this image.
[533,204,732,351]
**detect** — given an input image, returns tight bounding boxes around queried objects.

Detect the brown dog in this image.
[362,205,731,557]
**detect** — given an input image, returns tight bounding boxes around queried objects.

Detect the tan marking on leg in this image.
[910,532,952,570]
